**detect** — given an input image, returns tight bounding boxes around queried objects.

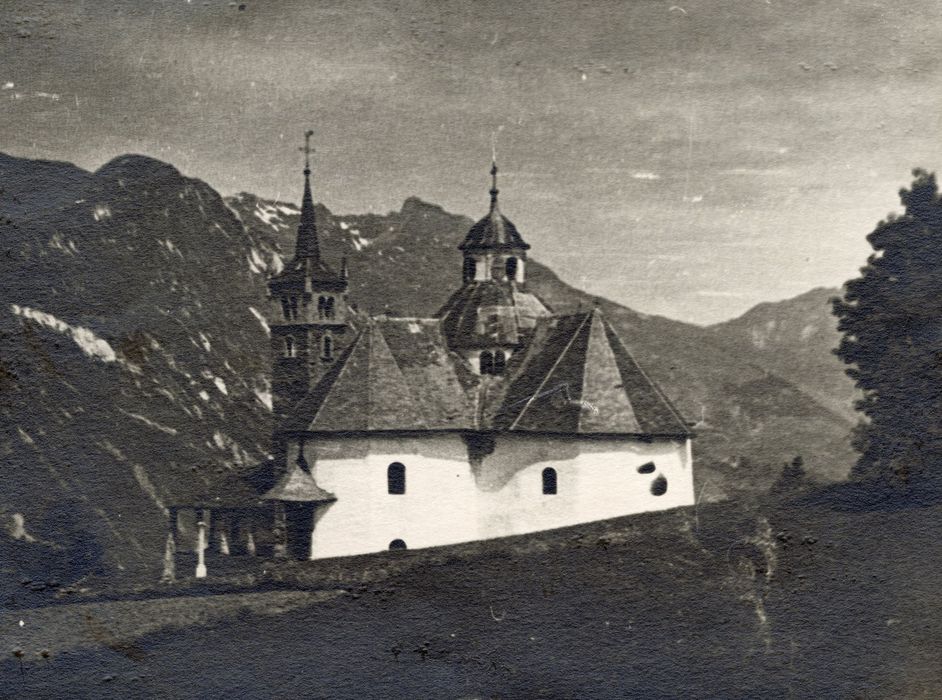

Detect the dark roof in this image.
[491,310,691,435]
[295,168,320,260]
[459,206,530,251]
[279,319,476,433]
[268,167,345,290]
[163,466,267,509]
[279,310,690,437]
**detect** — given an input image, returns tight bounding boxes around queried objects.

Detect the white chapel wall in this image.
[296,433,694,560]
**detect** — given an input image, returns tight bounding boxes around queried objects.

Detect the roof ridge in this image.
[308,327,365,428]
[575,310,603,432]
[509,311,592,430]
[601,317,689,431]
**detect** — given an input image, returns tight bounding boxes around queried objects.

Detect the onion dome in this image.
[458,162,530,251]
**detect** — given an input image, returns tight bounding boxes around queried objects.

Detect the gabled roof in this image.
[492,310,691,435]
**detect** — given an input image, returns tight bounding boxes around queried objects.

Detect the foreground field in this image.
[3,497,941,699]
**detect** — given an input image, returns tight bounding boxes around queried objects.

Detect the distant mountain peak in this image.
[400,196,448,215]
[95,154,183,183]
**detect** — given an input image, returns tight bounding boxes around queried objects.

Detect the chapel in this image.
[165,136,694,574]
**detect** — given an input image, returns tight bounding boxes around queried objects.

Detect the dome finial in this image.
[489,160,499,210]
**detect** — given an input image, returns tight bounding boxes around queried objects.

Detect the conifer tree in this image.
[833,169,942,492]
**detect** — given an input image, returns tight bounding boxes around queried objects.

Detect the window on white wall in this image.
[637,462,656,474]
[388,462,406,495]
[542,467,557,495]
[651,475,668,496]
[389,539,407,550]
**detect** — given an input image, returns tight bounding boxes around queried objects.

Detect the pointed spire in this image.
[295,130,320,261]
[489,160,499,212]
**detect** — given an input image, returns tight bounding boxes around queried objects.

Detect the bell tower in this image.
[267,131,352,419]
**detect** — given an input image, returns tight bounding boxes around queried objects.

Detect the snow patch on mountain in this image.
[118,409,179,436]
[247,247,268,274]
[10,304,117,363]
[254,388,273,411]
[159,238,183,258]
[249,307,270,334]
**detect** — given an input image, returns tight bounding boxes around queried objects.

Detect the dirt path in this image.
[1,589,343,660]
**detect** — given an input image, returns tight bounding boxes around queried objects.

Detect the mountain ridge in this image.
[0,151,857,582]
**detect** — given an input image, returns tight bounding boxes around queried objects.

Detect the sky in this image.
[3,0,942,324]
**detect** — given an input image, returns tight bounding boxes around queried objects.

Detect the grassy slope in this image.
[5,497,942,699]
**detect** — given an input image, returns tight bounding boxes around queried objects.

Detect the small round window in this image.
[650,475,668,496]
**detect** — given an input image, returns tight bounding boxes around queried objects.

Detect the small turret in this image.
[438,160,549,375]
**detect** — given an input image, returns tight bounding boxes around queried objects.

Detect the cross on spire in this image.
[300,129,314,173]
[295,129,320,261]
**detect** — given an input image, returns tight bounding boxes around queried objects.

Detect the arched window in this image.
[389,539,407,550]
[289,297,299,320]
[505,256,518,281]
[281,298,291,320]
[542,467,557,495]
[387,462,405,495]
[317,296,327,319]
[322,333,333,360]
[651,475,668,496]
[284,336,296,358]
[493,350,506,375]
[325,297,335,319]
[463,257,476,282]
[479,350,494,375]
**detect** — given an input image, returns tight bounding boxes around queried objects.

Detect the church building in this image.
[255,139,695,561]
[165,137,695,576]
